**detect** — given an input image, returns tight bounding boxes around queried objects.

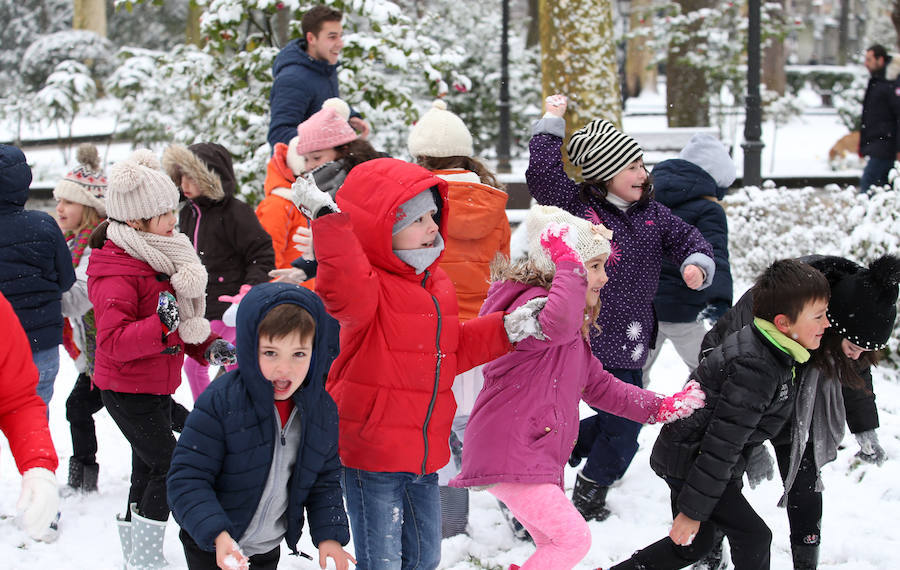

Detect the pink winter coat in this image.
[451,259,665,489]
[87,241,215,395]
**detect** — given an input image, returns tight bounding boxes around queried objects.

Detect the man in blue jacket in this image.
[859,44,900,193]
[266,5,370,149]
[167,283,354,570]
[0,144,75,406]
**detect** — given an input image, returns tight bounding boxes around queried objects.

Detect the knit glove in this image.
[17,468,59,541]
[503,297,548,343]
[268,268,308,285]
[205,338,237,366]
[540,223,582,266]
[291,174,340,219]
[652,380,705,424]
[157,291,179,335]
[745,444,775,489]
[855,429,887,466]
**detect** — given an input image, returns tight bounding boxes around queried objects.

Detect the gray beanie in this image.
[566,119,643,181]
[679,133,736,189]
[393,189,438,235]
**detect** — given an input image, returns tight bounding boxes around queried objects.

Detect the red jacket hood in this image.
[336,158,449,277]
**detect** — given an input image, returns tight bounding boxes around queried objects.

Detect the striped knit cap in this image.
[566,119,643,182]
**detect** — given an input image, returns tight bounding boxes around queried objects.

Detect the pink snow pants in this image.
[490,482,592,570]
[183,319,236,401]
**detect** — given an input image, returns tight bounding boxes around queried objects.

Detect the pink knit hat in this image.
[295,107,358,156]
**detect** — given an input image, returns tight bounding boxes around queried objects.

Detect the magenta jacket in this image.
[450,259,665,489]
[87,241,215,395]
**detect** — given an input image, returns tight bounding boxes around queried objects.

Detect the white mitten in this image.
[290,174,339,219]
[503,296,548,343]
[16,467,59,541]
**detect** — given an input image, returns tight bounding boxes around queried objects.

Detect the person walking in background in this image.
[267,5,370,148]
[162,142,275,400]
[0,144,75,407]
[87,149,234,570]
[53,143,108,494]
[451,205,705,570]
[643,134,735,375]
[858,44,900,193]
[407,99,511,538]
[526,95,715,522]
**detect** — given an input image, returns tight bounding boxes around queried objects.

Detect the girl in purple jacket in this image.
[527,95,716,521]
[450,205,705,570]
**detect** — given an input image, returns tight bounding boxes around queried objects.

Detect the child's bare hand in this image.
[292,226,314,257]
[215,532,249,570]
[545,94,567,117]
[318,539,356,570]
[683,264,705,290]
[669,512,700,546]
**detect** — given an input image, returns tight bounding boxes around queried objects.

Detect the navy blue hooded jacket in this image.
[651,159,732,323]
[0,144,75,351]
[860,68,900,160]
[267,39,360,148]
[167,283,348,553]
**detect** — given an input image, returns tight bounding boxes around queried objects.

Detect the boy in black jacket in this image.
[610,259,830,570]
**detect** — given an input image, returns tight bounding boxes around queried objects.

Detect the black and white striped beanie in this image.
[566,119,643,182]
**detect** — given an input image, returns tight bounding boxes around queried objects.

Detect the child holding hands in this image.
[168,283,354,570]
[450,205,705,570]
[291,157,545,570]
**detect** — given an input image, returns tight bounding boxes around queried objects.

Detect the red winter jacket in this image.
[0,292,58,475]
[312,158,513,475]
[87,241,215,395]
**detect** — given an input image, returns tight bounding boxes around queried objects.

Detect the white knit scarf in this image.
[107,222,211,343]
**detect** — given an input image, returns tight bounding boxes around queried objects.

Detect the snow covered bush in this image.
[724,183,900,362]
[20,30,117,90]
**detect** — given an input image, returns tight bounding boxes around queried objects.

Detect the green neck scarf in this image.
[753,317,810,364]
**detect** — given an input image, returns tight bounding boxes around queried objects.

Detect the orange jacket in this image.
[434,170,510,322]
[255,143,309,270]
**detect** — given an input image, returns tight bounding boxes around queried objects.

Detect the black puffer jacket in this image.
[163,143,275,320]
[860,68,900,160]
[651,323,799,522]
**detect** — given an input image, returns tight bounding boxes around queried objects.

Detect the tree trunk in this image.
[626,0,657,97]
[526,0,540,47]
[892,0,900,50]
[539,0,622,135]
[763,0,786,96]
[666,0,713,127]
[838,0,849,64]
[186,1,203,46]
[73,0,106,37]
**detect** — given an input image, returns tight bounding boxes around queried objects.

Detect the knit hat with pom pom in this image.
[827,254,900,350]
[295,107,358,156]
[322,97,351,120]
[567,119,643,182]
[53,143,108,216]
[407,99,474,158]
[524,204,613,273]
[106,149,180,222]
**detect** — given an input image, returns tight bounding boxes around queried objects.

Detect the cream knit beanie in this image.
[106,149,180,222]
[407,100,474,159]
[524,205,613,272]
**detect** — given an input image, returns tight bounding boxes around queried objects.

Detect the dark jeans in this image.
[612,479,771,570]
[774,441,822,547]
[66,373,104,465]
[179,529,280,570]
[859,155,894,193]
[101,390,177,521]
[574,368,644,485]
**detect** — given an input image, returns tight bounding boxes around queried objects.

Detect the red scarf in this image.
[62,224,98,361]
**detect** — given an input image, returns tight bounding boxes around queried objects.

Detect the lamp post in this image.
[742,0,764,187]
[496,0,512,173]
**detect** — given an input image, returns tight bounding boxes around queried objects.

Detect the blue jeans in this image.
[33,346,60,407]
[573,368,644,486]
[342,468,441,570]
[859,155,894,193]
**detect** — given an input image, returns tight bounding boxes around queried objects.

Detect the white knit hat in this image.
[407,100,474,159]
[53,143,107,216]
[524,205,613,272]
[106,149,180,222]
[567,119,643,181]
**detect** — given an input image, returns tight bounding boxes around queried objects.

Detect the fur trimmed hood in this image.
[162,143,233,203]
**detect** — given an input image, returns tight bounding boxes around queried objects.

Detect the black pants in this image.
[612,479,771,570]
[774,441,822,546]
[101,390,177,522]
[66,373,104,465]
[179,529,280,570]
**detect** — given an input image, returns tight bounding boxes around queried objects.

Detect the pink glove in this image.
[540,223,582,266]
[653,380,706,424]
[218,284,252,305]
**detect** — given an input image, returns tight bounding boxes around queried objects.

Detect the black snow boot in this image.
[572,471,611,522]
[67,458,99,492]
[692,530,726,569]
[791,544,819,570]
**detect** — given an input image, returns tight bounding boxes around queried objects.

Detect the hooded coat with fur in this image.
[163,143,275,320]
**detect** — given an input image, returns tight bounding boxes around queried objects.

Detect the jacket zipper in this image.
[421,270,442,475]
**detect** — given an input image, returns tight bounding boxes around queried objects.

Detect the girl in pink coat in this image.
[450,205,705,570]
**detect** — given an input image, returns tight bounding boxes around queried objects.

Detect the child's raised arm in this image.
[525,95,584,216]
